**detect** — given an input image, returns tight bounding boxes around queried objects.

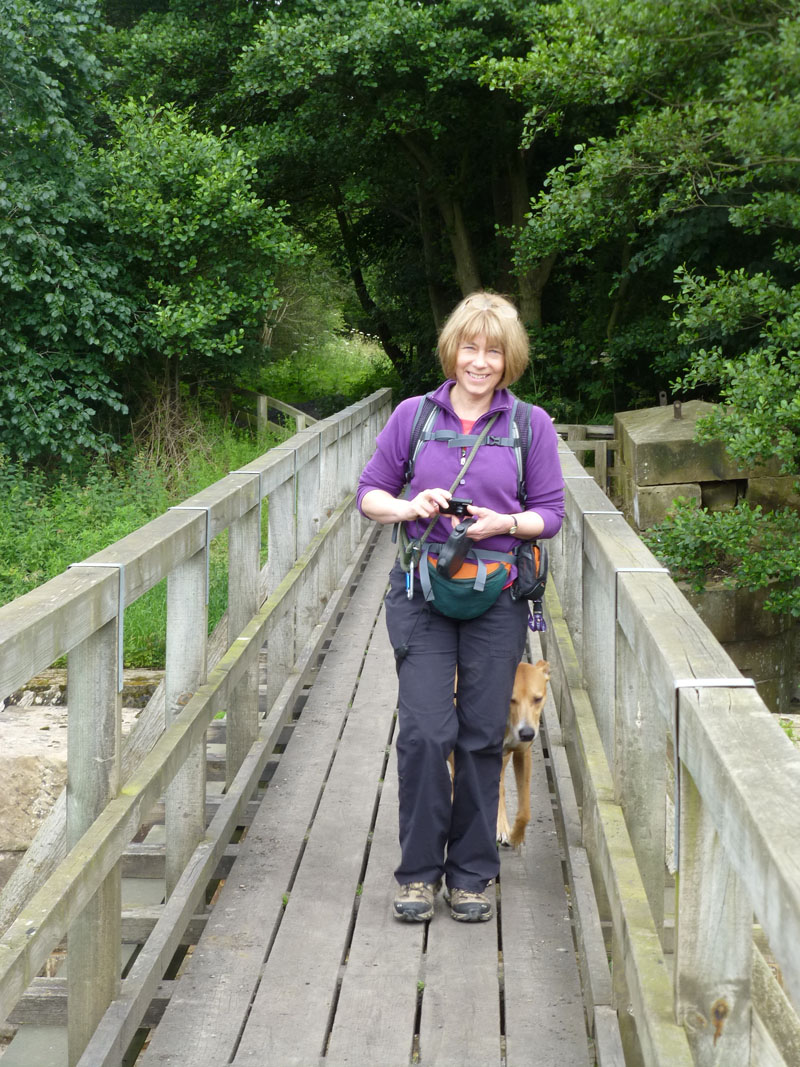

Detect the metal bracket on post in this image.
[68,562,126,691]
[168,505,212,605]
[230,468,265,533]
[671,677,756,868]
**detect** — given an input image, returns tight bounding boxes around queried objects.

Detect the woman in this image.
[357,292,564,922]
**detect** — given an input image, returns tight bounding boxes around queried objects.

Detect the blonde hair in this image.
[438,291,529,389]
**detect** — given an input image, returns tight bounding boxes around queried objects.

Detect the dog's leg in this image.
[509,744,532,849]
[496,750,513,846]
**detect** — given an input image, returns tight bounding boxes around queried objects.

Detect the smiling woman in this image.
[356,290,565,924]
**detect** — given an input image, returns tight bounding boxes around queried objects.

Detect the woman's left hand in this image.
[459,505,513,541]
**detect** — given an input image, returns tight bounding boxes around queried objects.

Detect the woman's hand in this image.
[359,487,452,525]
[406,488,452,521]
[463,506,545,541]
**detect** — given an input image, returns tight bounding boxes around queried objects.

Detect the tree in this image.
[95,97,309,403]
[483,0,800,425]
[230,0,567,382]
[0,0,133,462]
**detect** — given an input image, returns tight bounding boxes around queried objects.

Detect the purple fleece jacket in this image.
[357,381,565,551]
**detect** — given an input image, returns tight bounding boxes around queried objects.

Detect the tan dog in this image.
[448,660,551,849]
[496,659,550,849]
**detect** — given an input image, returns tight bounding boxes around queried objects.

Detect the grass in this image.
[0,414,287,669]
[1,330,397,670]
[259,330,399,416]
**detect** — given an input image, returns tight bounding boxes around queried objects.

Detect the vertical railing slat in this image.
[227,502,261,786]
[675,759,752,1066]
[66,616,121,1066]
[165,546,208,898]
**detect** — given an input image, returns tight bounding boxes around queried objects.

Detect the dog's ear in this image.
[535,658,551,681]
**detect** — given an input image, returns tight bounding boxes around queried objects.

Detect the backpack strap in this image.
[510,397,533,509]
[406,392,533,505]
[404,393,438,483]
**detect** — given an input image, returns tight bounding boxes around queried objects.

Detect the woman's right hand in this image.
[405,488,452,522]
[360,487,451,525]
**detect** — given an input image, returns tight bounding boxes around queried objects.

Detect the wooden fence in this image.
[544,442,800,1067]
[0,389,392,1066]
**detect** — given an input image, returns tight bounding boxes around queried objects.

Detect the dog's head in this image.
[506,659,550,747]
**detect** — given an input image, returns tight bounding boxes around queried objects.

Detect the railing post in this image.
[66,615,121,1066]
[265,465,297,712]
[256,394,268,435]
[165,547,207,897]
[227,501,261,785]
[675,752,752,1065]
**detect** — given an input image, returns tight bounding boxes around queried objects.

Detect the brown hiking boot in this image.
[445,885,493,922]
[393,880,442,922]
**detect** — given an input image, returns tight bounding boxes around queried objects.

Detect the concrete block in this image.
[615,402,780,487]
[633,483,701,529]
[746,476,800,514]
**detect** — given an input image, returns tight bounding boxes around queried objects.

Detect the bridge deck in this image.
[133,528,590,1067]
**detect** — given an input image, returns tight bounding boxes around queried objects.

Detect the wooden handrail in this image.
[544,444,800,1066]
[0,388,393,1062]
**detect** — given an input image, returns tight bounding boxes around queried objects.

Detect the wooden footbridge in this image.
[0,390,799,1067]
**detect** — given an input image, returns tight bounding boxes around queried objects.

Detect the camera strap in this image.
[411,412,499,553]
[402,412,500,600]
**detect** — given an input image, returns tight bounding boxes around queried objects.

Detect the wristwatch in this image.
[508,514,519,535]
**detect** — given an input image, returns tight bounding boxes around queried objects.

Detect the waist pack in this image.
[419,529,513,620]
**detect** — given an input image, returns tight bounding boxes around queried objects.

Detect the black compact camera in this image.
[440,496,472,517]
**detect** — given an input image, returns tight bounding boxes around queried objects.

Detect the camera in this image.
[440,496,472,517]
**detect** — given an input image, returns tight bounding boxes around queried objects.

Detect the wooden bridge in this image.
[0,390,798,1067]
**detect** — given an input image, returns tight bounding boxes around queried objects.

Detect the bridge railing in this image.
[0,388,392,1065]
[544,443,800,1067]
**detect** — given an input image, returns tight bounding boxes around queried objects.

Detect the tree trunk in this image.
[606,237,632,339]
[400,135,482,297]
[332,192,408,375]
[507,149,556,327]
[417,182,451,331]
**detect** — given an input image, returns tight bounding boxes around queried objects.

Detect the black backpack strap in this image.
[510,397,533,508]
[404,392,438,483]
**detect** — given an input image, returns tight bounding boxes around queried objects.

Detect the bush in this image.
[644,499,800,617]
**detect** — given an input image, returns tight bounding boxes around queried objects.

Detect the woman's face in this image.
[453,334,505,404]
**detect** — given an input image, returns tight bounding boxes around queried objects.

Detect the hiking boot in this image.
[393,880,442,922]
[445,885,494,922]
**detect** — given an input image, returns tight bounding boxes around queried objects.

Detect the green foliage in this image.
[260,330,399,417]
[644,499,800,617]
[96,97,310,393]
[0,0,135,462]
[484,0,800,419]
[0,414,288,667]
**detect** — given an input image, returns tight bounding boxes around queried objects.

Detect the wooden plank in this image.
[231,601,398,1066]
[324,725,424,1067]
[419,888,501,1066]
[501,740,590,1067]
[675,761,752,1066]
[593,1005,626,1067]
[543,582,693,1067]
[752,945,800,1067]
[137,531,396,1066]
[0,499,359,1024]
[679,687,800,1006]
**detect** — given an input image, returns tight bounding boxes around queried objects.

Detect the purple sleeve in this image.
[356,397,419,513]
[525,406,565,539]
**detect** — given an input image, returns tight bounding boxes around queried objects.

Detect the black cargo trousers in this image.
[384,561,529,893]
